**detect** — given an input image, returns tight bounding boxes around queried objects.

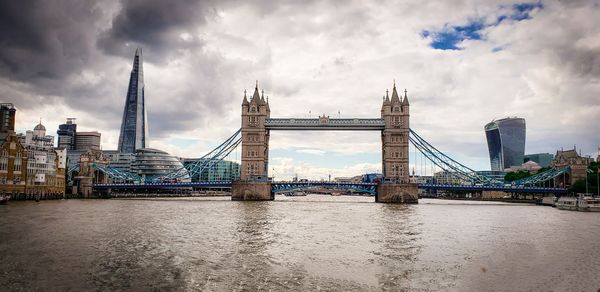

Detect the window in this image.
[391,134,402,143]
[247,134,259,142]
[0,150,7,171]
[14,152,21,172]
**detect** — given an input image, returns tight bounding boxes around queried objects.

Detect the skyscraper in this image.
[485,117,526,171]
[118,48,148,153]
[0,103,16,142]
[57,118,77,150]
[75,132,101,151]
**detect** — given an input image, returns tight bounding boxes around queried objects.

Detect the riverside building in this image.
[0,121,66,198]
[183,158,240,182]
[485,117,526,171]
[132,148,190,182]
[0,103,16,142]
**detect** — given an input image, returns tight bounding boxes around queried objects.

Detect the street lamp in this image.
[586,155,590,195]
[597,167,599,197]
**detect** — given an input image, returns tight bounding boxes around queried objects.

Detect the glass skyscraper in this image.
[485,117,526,171]
[57,118,77,150]
[118,48,148,153]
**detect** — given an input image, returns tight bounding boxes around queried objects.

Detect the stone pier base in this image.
[231,181,274,201]
[376,183,419,204]
[481,190,507,199]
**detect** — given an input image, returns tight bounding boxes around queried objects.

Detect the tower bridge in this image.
[90,81,570,201]
[233,82,416,203]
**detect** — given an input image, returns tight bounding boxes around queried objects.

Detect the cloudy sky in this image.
[1,0,599,180]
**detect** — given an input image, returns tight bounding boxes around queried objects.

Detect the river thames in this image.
[1,196,598,291]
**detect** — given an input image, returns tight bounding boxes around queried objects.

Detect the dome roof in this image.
[34,123,46,131]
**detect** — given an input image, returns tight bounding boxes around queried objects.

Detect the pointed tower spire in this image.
[251,80,260,102]
[390,81,401,103]
[118,47,148,153]
[242,89,249,105]
[402,88,409,105]
[261,89,266,104]
[385,89,390,103]
[266,95,270,112]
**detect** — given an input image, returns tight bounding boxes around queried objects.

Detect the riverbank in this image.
[422,196,538,204]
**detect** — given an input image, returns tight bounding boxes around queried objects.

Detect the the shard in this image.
[118,48,148,153]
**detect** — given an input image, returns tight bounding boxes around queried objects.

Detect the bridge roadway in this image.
[265,118,385,130]
[93,181,568,194]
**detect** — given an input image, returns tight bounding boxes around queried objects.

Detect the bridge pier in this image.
[376,183,418,203]
[231,181,274,201]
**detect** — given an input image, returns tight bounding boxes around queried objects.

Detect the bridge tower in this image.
[232,83,274,200]
[377,83,418,203]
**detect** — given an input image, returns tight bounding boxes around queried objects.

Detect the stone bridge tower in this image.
[377,83,418,203]
[232,83,273,200]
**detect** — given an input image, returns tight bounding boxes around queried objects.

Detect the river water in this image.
[1,195,599,291]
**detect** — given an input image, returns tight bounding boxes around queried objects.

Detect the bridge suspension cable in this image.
[159,129,242,182]
[511,166,570,186]
[408,129,502,185]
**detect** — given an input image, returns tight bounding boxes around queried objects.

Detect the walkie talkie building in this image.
[485,117,526,171]
[118,48,148,153]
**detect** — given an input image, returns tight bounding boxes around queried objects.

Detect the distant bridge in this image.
[93,180,567,194]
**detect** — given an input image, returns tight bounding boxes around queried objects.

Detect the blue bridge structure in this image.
[90,125,570,196]
[93,179,568,195]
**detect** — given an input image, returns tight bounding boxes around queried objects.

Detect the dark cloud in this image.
[0,1,106,84]
[98,0,213,62]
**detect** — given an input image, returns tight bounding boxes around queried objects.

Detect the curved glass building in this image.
[485,117,526,171]
[132,148,190,182]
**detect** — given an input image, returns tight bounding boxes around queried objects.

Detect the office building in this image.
[132,148,189,182]
[118,48,148,153]
[183,158,240,182]
[0,103,16,142]
[475,170,507,181]
[433,171,465,185]
[485,117,526,171]
[57,118,77,150]
[103,150,135,174]
[75,131,101,151]
[523,153,554,168]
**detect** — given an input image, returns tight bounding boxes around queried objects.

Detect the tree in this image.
[537,166,552,173]
[504,170,531,182]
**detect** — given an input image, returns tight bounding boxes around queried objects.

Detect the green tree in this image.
[537,166,552,173]
[504,170,531,182]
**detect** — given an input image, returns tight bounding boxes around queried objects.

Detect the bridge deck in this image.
[265,118,385,130]
[93,181,567,194]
